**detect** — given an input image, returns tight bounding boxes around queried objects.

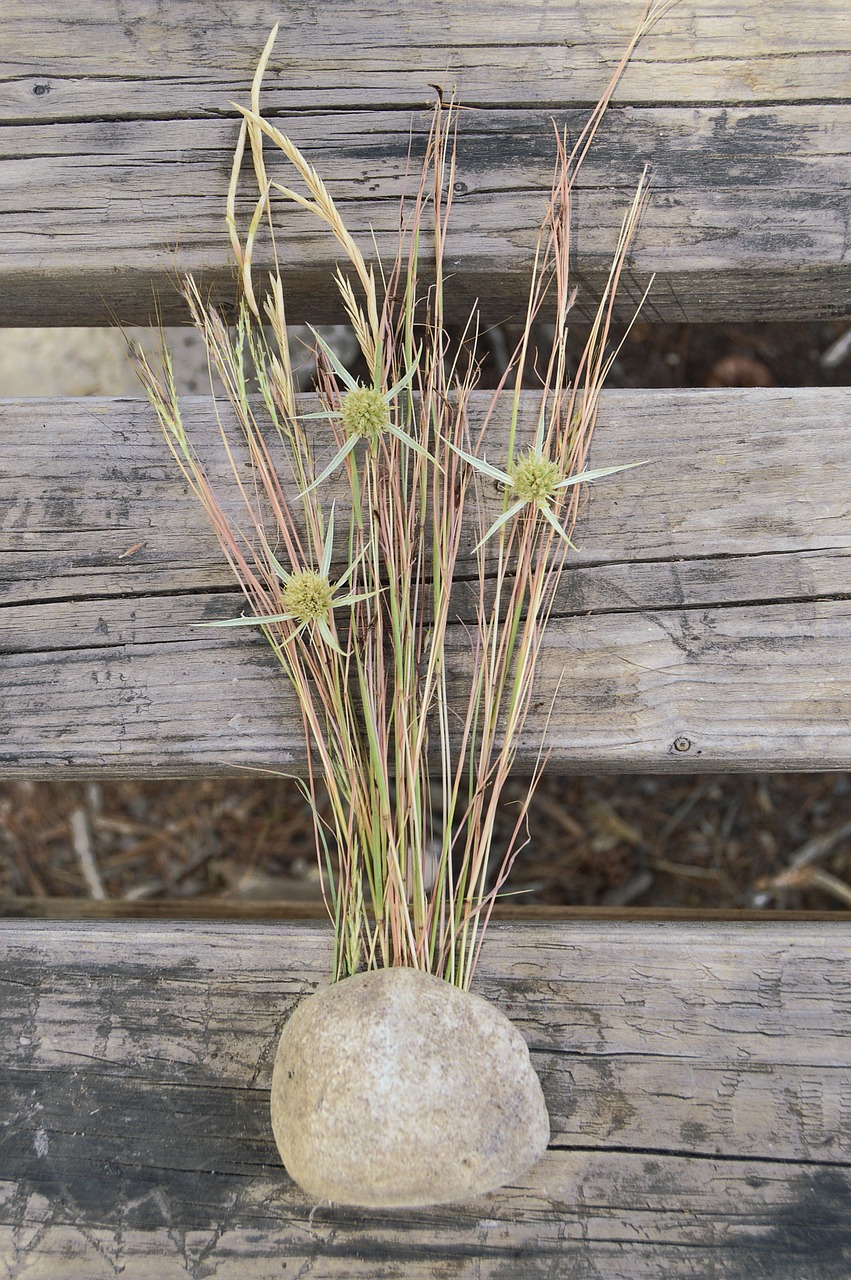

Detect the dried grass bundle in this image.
[135,2,674,985]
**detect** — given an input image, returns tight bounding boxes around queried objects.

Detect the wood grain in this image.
[5,0,848,117]
[1,0,849,323]
[1,920,849,1278]
[2,387,850,776]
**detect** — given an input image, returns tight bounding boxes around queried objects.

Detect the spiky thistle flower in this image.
[448,437,645,549]
[299,328,430,495]
[198,507,371,652]
[340,386,390,444]
[280,568,335,622]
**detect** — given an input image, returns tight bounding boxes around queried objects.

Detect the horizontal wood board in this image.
[1,1,849,323]
[1,920,849,1278]
[5,1,849,116]
[2,387,850,776]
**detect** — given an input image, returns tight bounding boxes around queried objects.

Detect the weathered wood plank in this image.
[1,921,849,1277]
[1,387,850,775]
[3,389,850,605]
[2,109,847,327]
[1,0,849,323]
[4,0,848,118]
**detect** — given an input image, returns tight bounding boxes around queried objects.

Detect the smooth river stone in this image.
[270,965,550,1207]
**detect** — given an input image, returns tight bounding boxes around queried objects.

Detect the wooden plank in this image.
[2,387,850,776]
[1,920,849,1277]
[1,1,849,323]
[4,0,848,118]
[2,109,847,327]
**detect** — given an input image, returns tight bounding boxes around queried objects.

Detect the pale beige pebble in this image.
[270,966,550,1208]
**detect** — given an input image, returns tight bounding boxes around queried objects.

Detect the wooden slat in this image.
[1,920,849,1277]
[1,1,849,324]
[2,387,850,776]
[5,0,849,116]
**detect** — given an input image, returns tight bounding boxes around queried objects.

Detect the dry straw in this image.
[135,2,674,986]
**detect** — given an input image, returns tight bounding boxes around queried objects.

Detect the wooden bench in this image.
[2,2,850,1275]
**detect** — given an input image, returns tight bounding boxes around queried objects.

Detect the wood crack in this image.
[548,1142,851,1169]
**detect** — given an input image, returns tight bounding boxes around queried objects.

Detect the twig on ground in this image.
[755,864,851,909]
[820,325,851,369]
[785,816,851,872]
[70,807,107,900]
[751,815,851,907]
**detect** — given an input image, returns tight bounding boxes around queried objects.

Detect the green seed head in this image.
[510,451,563,503]
[281,569,334,623]
[340,386,390,442]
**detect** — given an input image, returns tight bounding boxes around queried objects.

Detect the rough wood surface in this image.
[1,0,849,324]
[6,1,848,115]
[2,386,850,776]
[1,920,849,1278]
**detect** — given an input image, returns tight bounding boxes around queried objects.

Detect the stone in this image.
[270,966,550,1207]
